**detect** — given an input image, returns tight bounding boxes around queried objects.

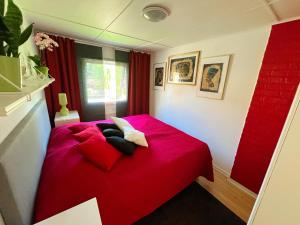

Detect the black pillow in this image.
[106,136,136,155]
[102,128,124,138]
[96,123,120,131]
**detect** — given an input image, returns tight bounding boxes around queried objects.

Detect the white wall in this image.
[248,85,300,225]
[0,16,46,225]
[150,26,271,174]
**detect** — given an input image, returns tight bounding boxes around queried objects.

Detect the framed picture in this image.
[167,51,200,85]
[153,62,166,90]
[196,55,230,99]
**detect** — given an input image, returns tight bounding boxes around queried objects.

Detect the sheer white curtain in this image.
[82,47,128,119]
[103,60,116,119]
[102,47,116,119]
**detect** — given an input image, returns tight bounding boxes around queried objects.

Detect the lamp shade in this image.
[58,93,68,106]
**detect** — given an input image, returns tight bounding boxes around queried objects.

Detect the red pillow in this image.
[73,126,100,142]
[68,123,91,134]
[76,133,122,171]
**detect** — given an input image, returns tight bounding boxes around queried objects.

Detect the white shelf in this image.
[0,78,55,116]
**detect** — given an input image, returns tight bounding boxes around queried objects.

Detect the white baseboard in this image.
[212,163,231,176]
[212,164,257,198]
[227,177,257,199]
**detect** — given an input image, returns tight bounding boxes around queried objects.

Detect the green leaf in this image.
[0,41,4,55]
[6,46,12,56]
[5,33,19,50]
[18,23,33,46]
[3,44,8,52]
[28,55,41,66]
[3,0,23,30]
[0,0,4,17]
[11,47,18,57]
[0,16,9,30]
[3,0,21,49]
[1,0,29,58]
[0,16,9,39]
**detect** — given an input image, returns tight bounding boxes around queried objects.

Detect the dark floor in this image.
[135,182,246,225]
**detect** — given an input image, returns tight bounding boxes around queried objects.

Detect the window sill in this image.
[86,100,127,104]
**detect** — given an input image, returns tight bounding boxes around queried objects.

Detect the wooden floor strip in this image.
[196,167,256,222]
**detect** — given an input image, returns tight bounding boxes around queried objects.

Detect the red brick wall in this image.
[230,20,300,194]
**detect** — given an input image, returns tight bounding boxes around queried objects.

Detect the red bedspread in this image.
[34,115,213,225]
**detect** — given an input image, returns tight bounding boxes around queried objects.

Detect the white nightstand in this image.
[54,110,80,127]
[34,198,102,225]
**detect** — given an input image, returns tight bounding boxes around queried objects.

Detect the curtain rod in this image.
[34,29,151,54]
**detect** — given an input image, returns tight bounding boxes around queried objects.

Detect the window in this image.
[82,59,128,104]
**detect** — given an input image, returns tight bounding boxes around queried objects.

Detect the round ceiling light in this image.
[142,5,170,22]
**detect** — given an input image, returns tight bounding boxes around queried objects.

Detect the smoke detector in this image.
[142,5,170,22]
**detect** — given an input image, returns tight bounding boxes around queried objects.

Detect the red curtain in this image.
[128,51,150,115]
[43,36,82,126]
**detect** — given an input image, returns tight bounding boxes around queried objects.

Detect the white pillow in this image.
[123,126,148,147]
[111,117,148,147]
[111,116,132,131]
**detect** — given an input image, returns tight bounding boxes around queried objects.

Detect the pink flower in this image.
[33,32,59,51]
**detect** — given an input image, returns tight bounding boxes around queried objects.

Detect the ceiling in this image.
[17,0,300,52]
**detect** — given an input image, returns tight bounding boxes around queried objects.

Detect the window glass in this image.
[82,59,128,103]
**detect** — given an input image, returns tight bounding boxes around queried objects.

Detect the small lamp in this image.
[58,93,69,116]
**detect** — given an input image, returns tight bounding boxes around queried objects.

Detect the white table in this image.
[34,198,102,225]
[54,110,80,127]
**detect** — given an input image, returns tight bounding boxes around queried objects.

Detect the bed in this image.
[33,114,213,225]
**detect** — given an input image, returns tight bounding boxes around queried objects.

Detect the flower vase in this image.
[35,66,49,80]
[0,56,22,92]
